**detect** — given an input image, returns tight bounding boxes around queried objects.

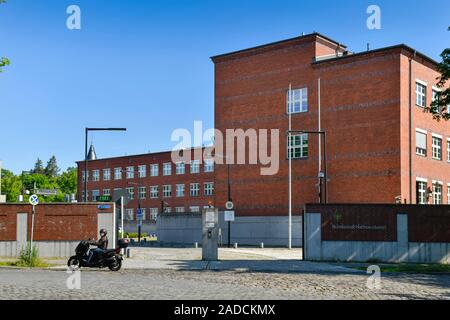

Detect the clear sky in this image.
[0,0,449,174]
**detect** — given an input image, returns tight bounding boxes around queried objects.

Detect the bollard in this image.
[194,242,198,248]
[234,243,238,249]
[260,242,264,249]
[126,248,131,258]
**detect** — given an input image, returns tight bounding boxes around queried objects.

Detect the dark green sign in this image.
[97,195,112,202]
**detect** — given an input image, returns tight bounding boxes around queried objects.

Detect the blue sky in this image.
[0,0,449,174]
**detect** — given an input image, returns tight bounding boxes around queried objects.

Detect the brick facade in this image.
[212,33,450,216]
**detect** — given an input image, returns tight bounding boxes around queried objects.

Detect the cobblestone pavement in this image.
[0,268,449,300]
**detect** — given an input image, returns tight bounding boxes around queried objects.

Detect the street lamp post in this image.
[84,128,126,202]
[287,130,328,204]
[127,168,143,244]
[20,171,30,202]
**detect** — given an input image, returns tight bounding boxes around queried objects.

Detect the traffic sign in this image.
[225,201,234,210]
[29,194,39,206]
[224,210,235,222]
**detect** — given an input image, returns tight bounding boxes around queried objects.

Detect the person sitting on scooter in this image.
[87,229,109,263]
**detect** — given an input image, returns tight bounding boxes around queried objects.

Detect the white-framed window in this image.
[150,186,158,199]
[165,207,172,213]
[92,190,100,201]
[163,163,172,176]
[126,187,134,200]
[190,160,200,174]
[447,139,450,162]
[204,182,214,196]
[176,162,185,175]
[81,190,88,201]
[175,207,185,213]
[140,208,146,220]
[189,206,200,213]
[288,134,308,159]
[416,82,427,107]
[82,170,89,182]
[138,165,146,178]
[416,180,427,204]
[126,209,134,221]
[92,170,100,182]
[103,189,110,196]
[176,184,185,197]
[432,88,443,113]
[138,186,146,199]
[432,135,442,160]
[150,164,159,177]
[432,182,443,205]
[114,167,122,180]
[287,87,308,114]
[190,183,199,197]
[103,168,111,181]
[415,130,427,156]
[163,185,172,198]
[126,166,135,179]
[150,208,158,221]
[204,159,214,173]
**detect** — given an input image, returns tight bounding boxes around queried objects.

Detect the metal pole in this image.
[138,174,141,244]
[323,132,328,204]
[84,128,88,202]
[318,78,322,203]
[29,205,35,264]
[121,196,124,239]
[227,163,231,248]
[288,84,292,249]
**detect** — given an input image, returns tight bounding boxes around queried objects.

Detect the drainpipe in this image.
[408,51,416,204]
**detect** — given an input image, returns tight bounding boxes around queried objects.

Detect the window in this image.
[126,166,135,179]
[416,82,427,107]
[139,208,146,220]
[415,130,427,156]
[163,163,172,176]
[204,182,214,196]
[126,187,134,200]
[432,182,442,204]
[190,160,200,174]
[176,184,185,197]
[126,209,134,220]
[288,134,308,159]
[114,167,122,180]
[416,180,427,204]
[82,171,89,182]
[150,164,159,177]
[165,207,172,213]
[432,135,442,160]
[92,190,100,201]
[176,207,185,213]
[103,189,110,196]
[138,186,146,199]
[432,89,443,113]
[190,183,199,197]
[447,140,450,162]
[176,162,185,175]
[163,185,172,198]
[189,206,200,212]
[81,190,87,201]
[103,168,111,181]
[138,165,146,178]
[92,170,100,182]
[150,208,158,221]
[287,88,308,113]
[150,186,158,199]
[204,159,214,173]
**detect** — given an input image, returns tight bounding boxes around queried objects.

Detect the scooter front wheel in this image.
[67,256,81,270]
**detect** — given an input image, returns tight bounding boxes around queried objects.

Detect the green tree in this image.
[57,167,77,195]
[31,158,45,174]
[426,26,450,121]
[44,155,60,178]
[0,0,9,73]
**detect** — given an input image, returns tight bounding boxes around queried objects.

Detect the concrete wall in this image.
[123,221,157,235]
[304,212,450,264]
[157,213,302,247]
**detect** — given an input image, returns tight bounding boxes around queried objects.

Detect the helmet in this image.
[99,228,107,235]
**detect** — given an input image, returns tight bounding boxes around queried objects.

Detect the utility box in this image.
[202,208,219,261]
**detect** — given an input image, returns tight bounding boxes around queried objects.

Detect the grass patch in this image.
[0,244,51,268]
[0,260,51,268]
[355,263,450,273]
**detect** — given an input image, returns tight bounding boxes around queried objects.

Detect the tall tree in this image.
[32,158,45,174]
[44,156,60,178]
[426,26,450,121]
[0,0,9,73]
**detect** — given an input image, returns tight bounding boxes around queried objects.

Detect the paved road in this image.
[0,268,449,300]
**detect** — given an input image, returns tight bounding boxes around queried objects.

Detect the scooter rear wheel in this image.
[108,258,122,271]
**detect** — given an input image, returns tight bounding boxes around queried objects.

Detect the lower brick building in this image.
[76,148,215,222]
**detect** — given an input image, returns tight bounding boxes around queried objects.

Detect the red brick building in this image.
[76,148,215,221]
[212,33,450,217]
